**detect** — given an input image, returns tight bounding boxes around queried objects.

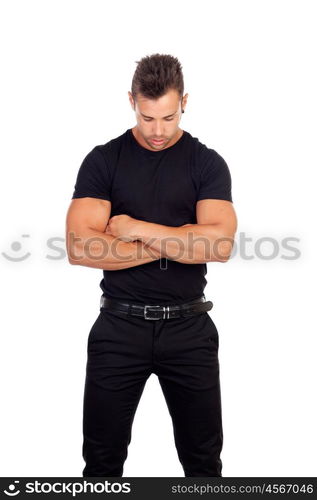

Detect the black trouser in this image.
[82,306,223,477]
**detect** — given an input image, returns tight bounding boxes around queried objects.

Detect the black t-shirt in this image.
[71,128,233,305]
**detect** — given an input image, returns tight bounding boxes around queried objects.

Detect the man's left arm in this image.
[106,199,238,264]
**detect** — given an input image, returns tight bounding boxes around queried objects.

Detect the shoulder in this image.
[83,129,129,170]
[186,131,229,172]
[83,132,127,178]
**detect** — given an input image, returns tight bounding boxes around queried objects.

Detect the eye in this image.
[143,117,174,122]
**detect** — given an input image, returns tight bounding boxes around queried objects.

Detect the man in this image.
[66,53,237,477]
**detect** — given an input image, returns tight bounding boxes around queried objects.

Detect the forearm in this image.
[67,228,161,270]
[131,222,233,263]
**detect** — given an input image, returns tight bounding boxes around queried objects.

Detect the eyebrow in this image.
[140,111,177,119]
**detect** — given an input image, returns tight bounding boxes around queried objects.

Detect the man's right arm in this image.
[65,197,161,270]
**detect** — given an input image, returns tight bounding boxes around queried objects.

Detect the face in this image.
[128,88,188,151]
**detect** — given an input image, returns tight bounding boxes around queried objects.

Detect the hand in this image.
[105,214,139,242]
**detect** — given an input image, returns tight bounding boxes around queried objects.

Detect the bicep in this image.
[66,197,111,236]
[196,199,238,237]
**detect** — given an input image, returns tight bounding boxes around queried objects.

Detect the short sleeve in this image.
[197,150,233,202]
[71,146,111,201]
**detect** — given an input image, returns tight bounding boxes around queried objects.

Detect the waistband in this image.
[100,294,213,320]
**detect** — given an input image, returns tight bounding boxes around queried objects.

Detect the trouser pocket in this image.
[87,313,103,345]
[205,313,219,348]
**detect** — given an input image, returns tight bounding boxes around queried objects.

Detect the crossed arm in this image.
[66,198,237,270]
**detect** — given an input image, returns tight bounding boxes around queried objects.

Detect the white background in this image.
[1,0,316,477]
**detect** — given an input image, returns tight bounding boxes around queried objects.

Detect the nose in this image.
[153,121,163,137]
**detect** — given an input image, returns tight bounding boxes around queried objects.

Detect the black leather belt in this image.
[100,294,213,320]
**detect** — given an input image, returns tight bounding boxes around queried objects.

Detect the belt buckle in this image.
[144,305,169,320]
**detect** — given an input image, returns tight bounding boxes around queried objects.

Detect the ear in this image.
[128,91,135,110]
[181,93,189,112]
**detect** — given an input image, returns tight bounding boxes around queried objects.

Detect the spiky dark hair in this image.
[131,53,184,100]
